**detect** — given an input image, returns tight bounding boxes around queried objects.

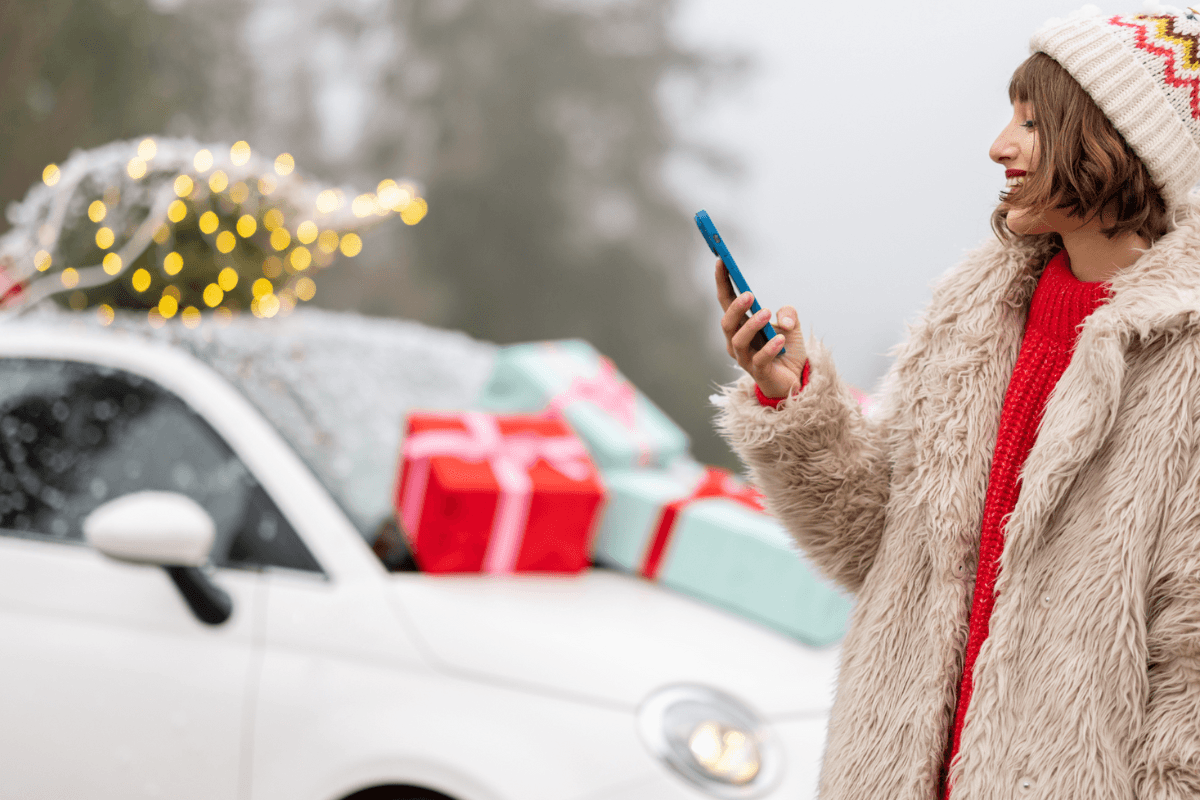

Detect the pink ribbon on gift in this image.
[545,353,654,466]
[399,412,595,574]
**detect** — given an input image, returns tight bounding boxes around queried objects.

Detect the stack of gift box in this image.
[393,339,852,647]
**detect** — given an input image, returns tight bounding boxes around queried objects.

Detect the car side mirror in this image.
[83,491,232,626]
[84,491,215,567]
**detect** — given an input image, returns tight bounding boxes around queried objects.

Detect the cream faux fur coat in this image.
[716,198,1200,800]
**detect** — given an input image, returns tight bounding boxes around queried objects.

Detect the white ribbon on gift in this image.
[399,411,595,574]
[543,348,654,466]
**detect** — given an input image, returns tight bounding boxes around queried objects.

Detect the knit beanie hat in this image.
[1031,4,1200,214]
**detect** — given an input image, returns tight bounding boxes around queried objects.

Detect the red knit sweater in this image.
[943,249,1109,795]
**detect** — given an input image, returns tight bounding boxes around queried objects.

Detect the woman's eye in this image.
[1021,120,1037,130]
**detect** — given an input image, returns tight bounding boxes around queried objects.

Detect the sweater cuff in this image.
[755,360,810,408]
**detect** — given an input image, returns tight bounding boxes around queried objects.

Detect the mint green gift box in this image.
[477,340,690,470]
[593,465,852,647]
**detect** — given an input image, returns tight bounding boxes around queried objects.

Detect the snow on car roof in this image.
[7,306,497,537]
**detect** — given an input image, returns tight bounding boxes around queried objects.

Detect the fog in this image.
[667,0,1093,390]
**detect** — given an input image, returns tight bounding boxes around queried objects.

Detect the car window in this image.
[0,358,321,574]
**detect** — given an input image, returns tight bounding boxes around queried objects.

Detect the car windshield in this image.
[31,307,497,541]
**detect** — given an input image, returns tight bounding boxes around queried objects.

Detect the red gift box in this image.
[394,411,605,574]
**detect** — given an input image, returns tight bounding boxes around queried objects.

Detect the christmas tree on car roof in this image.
[0,137,428,327]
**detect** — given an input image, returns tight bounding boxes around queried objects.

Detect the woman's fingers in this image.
[751,333,786,372]
[720,290,755,338]
[731,307,771,364]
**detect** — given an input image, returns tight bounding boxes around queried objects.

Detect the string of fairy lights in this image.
[22,137,428,328]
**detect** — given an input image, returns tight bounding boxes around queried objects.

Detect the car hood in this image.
[386,568,839,719]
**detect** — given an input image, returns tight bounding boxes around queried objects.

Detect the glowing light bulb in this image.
[378,180,406,210]
[229,182,249,204]
[315,189,341,213]
[263,208,284,231]
[61,268,79,288]
[34,250,52,272]
[174,175,194,197]
[290,246,311,271]
[199,211,219,234]
[237,215,257,237]
[97,304,115,326]
[88,201,107,223]
[270,228,291,251]
[218,267,238,291]
[162,284,181,301]
[163,252,183,275]
[127,157,147,180]
[181,306,201,328]
[317,230,339,254]
[168,200,188,223]
[194,149,214,172]
[274,153,295,176]
[209,170,229,193]
[147,308,165,328]
[203,283,224,307]
[339,232,362,257]
[259,293,280,318]
[258,175,277,195]
[401,197,428,225]
[131,268,151,292]
[296,276,316,301]
[296,220,318,244]
[216,231,236,253]
[42,164,60,186]
[95,227,115,249]
[352,193,379,217]
[158,294,178,318]
[102,253,122,275]
[138,138,157,160]
[262,256,283,278]
[252,277,273,298]
[231,141,251,166]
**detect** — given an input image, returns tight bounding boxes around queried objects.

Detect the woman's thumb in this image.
[775,305,801,340]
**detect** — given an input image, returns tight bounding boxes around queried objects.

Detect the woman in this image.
[714,7,1200,799]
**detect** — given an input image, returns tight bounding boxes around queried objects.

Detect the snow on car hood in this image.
[386,568,839,719]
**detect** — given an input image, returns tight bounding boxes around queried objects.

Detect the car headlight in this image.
[636,684,783,798]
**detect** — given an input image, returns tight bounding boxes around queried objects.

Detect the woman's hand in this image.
[716,258,807,399]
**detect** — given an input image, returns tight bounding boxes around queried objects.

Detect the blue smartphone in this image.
[695,209,784,354]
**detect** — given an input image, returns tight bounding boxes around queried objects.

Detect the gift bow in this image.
[640,467,766,580]
[400,412,595,574]
[546,352,654,465]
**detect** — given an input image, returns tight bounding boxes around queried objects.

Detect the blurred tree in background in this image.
[0,0,740,467]
[0,0,248,224]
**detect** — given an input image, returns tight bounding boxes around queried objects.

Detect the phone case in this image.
[695,210,783,352]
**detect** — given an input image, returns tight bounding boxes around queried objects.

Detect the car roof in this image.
[0,306,498,537]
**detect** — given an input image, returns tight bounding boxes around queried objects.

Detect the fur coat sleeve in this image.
[712,338,893,594]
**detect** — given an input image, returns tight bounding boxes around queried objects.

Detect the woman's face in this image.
[989,100,1083,236]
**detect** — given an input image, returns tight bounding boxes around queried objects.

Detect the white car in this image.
[0,309,837,800]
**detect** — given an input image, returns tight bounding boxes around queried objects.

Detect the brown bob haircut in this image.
[993,52,1169,243]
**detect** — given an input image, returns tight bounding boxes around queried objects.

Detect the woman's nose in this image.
[989,130,1017,165]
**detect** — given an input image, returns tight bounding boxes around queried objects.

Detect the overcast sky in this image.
[666,0,1096,390]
